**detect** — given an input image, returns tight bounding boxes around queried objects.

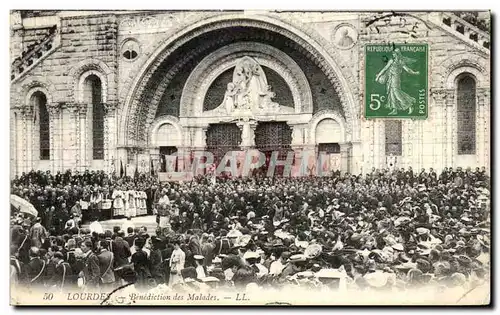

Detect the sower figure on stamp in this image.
[375,48,420,115]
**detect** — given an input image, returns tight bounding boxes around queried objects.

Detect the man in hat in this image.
[281,254,307,278]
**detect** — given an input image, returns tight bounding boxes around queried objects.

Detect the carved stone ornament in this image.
[332,23,358,50]
[206,56,294,118]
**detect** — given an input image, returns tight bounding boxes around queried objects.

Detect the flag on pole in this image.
[134,165,139,180]
[120,160,124,178]
[150,158,155,176]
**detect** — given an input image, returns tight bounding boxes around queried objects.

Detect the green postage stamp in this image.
[365,44,428,118]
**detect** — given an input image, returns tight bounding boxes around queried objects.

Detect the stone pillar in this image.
[11,108,20,178]
[431,89,452,171]
[350,141,363,175]
[103,102,118,174]
[22,106,34,172]
[237,119,257,150]
[477,88,490,170]
[47,105,61,173]
[443,89,455,168]
[64,103,80,171]
[77,103,88,171]
[340,142,352,174]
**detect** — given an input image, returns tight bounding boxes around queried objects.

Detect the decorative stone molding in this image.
[47,104,61,118]
[103,102,118,115]
[14,78,56,108]
[149,115,183,148]
[430,89,455,105]
[180,42,312,118]
[308,110,349,145]
[68,58,114,104]
[76,102,88,117]
[119,13,359,147]
[434,53,489,89]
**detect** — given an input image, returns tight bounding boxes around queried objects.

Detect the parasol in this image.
[11,194,38,217]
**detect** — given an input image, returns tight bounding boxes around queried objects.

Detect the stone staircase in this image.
[11,24,59,82]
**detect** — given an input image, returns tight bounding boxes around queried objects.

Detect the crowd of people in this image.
[10,166,490,304]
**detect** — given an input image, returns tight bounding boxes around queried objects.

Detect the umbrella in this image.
[11,194,38,217]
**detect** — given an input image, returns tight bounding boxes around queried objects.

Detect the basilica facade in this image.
[9,10,491,177]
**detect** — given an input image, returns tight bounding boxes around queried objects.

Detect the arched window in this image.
[31,91,50,160]
[457,75,476,155]
[83,74,104,160]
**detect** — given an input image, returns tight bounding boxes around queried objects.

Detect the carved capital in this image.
[76,103,87,116]
[47,104,61,116]
[19,106,33,118]
[103,102,118,115]
[431,89,454,106]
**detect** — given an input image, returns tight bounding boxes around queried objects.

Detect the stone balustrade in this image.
[11,25,58,81]
[441,12,490,50]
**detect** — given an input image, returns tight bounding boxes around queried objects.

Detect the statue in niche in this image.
[219,56,281,115]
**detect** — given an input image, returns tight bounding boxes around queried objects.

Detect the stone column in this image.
[443,89,455,168]
[47,105,61,173]
[237,119,257,150]
[103,102,118,174]
[64,103,80,171]
[477,88,490,170]
[340,142,352,174]
[11,108,20,177]
[22,106,34,172]
[77,103,88,171]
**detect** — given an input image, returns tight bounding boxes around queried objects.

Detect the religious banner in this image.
[329,153,342,172]
[165,155,177,172]
[365,43,428,119]
[158,172,193,182]
[136,154,150,174]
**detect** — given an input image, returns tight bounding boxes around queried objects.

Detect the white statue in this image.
[218,56,280,115]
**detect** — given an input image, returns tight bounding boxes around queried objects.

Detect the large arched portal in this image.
[120,15,357,174]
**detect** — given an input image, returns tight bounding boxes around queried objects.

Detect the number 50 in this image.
[370,94,382,111]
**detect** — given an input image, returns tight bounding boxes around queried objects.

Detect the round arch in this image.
[434,53,488,89]
[119,14,359,147]
[77,70,107,104]
[26,86,51,108]
[309,110,348,144]
[68,59,114,104]
[149,116,183,147]
[181,42,312,117]
[14,77,56,109]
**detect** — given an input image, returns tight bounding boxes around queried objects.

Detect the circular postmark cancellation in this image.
[332,23,358,50]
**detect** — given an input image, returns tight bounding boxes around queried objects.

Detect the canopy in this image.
[11,194,38,217]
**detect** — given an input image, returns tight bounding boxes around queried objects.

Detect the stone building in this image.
[9,10,491,178]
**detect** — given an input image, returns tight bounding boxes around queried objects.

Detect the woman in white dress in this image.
[169,241,185,286]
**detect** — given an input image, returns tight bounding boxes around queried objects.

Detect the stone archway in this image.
[180,42,313,117]
[119,14,359,149]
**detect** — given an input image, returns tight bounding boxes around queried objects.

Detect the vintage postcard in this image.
[9,9,490,306]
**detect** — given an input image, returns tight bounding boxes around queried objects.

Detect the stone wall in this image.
[10,11,490,177]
